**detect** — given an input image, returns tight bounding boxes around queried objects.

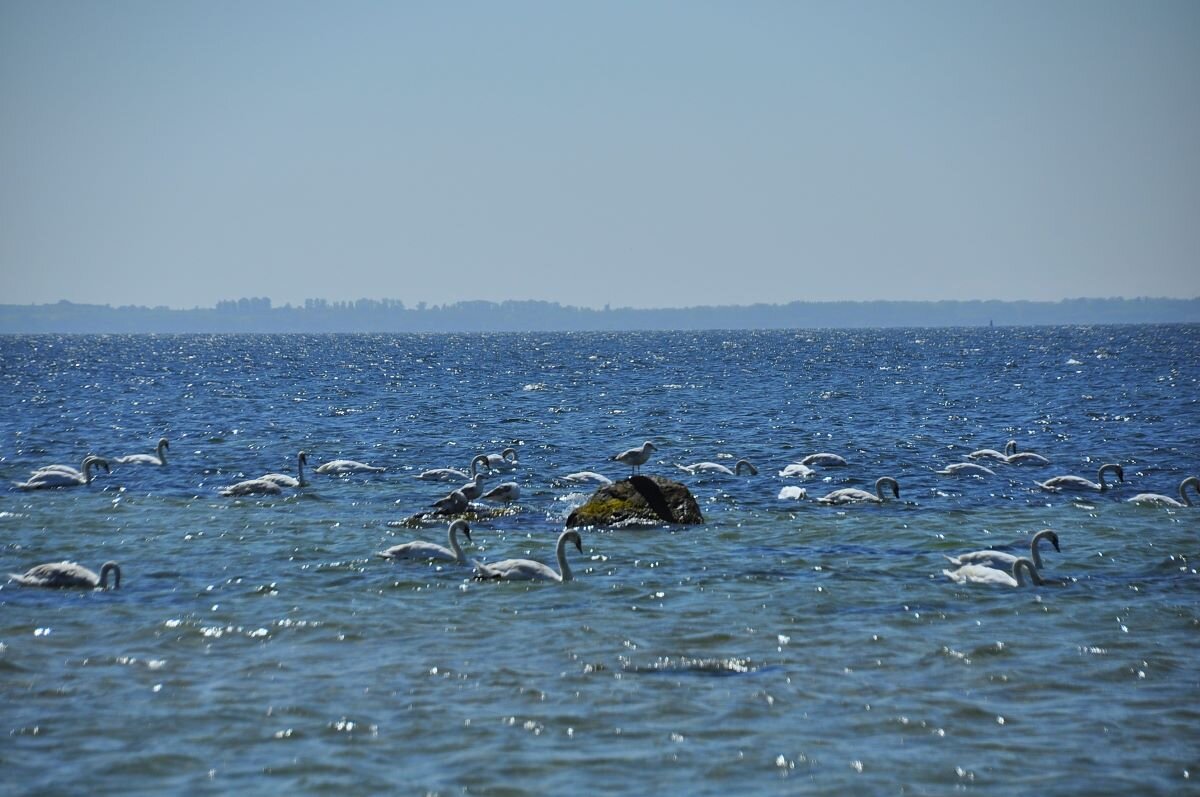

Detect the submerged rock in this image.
[565,475,704,528]
[390,505,522,529]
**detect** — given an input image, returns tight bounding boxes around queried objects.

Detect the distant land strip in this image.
[1,297,1198,333]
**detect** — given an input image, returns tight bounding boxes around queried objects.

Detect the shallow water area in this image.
[1,327,1198,794]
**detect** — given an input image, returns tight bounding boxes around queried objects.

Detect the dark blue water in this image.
[1,327,1198,794]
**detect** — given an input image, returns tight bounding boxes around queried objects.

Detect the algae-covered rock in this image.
[565,475,704,528]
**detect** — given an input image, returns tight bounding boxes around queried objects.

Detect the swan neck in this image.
[449,525,465,563]
[557,535,573,582]
[1180,477,1199,506]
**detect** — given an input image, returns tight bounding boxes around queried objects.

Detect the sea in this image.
[1,326,1197,795]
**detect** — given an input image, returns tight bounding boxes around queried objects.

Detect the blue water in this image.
[1,327,1198,794]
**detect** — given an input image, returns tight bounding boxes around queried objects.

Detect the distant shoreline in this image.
[1,297,1197,333]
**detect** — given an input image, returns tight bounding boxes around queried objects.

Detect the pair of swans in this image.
[1037,463,1123,493]
[943,556,1058,588]
[18,456,110,490]
[1128,475,1200,507]
[675,459,758,476]
[9,560,121,590]
[816,476,900,505]
[473,529,583,583]
[378,520,474,564]
[945,529,1060,571]
[612,441,657,476]
[113,437,170,466]
[968,440,1050,466]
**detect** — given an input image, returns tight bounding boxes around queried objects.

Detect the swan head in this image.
[1039,530,1061,553]
[877,476,900,499]
[1005,440,1018,455]
[99,561,121,589]
[502,447,518,460]
[158,437,170,450]
[735,459,758,475]
[84,455,111,474]
[470,454,492,473]
[561,529,583,553]
[449,519,472,541]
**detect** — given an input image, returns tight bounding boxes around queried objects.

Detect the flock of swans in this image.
[7,434,1197,592]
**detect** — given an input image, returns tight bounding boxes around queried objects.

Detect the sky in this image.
[2,1,1198,310]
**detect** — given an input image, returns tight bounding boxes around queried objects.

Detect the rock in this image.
[565,475,704,528]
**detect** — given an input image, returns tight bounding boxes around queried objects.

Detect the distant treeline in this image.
[1,297,1198,333]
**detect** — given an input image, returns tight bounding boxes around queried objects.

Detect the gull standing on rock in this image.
[612,441,657,477]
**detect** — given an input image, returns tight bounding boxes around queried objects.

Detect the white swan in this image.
[675,459,758,476]
[816,476,900,505]
[113,437,169,466]
[967,441,1016,462]
[482,482,521,502]
[778,463,816,479]
[1003,442,1050,466]
[778,485,808,501]
[219,477,284,497]
[417,455,490,482]
[943,556,1056,588]
[479,447,519,472]
[260,451,307,488]
[473,529,583,583]
[377,520,473,564]
[9,560,121,589]
[562,471,613,485]
[1127,475,1200,507]
[17,457,110,490]
[315,459,385,474]
[612,441,657,476]
[1037,463,1124,493]
[800,453,848,467]
[945,529,1061,571]
[30,454,103,479]
[936,462,997,477]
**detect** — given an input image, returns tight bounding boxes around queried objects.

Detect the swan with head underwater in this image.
[816,476,900,505]
[1037,463,1124,493]
[9,559,121,589]
[113,437,169,466]
[675,459,758,476]
[17,457,110,490]
[800,452,848,468]
[259,451,307,489]
[418,455,491,482]
[473,529,584,583]
[377,520,474,564]
[943,556,1060,588]
[1127,475,1200,508]
[945,529,1061,571]
[967,441,1016,463]
[561,471,613,486]
[936,462,998,477]
[315,457,385,474]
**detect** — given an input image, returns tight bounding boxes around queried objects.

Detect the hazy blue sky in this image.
[2,1,1198,309]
